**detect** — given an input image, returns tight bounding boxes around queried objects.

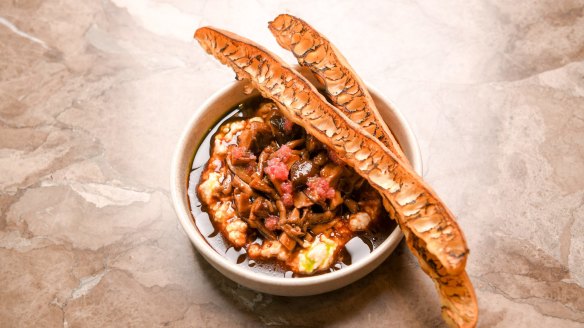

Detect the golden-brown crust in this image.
[406,227,478,327]
[268,14,408,163]
[438,272,479,328]
[194,26,477,327]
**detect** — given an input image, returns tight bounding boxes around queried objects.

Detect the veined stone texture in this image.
[1,0,583,327]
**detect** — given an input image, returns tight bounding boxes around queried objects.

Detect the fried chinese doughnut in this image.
[194,26,476,327]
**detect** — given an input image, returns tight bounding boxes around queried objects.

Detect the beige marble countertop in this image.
[1,0,583,327]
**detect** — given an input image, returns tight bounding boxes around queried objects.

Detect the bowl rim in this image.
[170,78,422,289]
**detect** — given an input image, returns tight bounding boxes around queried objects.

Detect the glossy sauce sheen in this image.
[187,96,397,278]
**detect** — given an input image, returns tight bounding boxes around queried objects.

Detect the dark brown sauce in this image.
[187,96,397,278]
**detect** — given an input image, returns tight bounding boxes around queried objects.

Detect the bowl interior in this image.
[171,70,422,296]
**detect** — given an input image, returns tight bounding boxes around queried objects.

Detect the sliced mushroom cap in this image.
[233,191,252,218]
[290,160,319,188]
[293,191,314,208]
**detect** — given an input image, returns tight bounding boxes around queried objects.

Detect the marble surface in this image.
[1,0,583,327]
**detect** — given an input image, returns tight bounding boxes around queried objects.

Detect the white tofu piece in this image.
[349,212,371,231]
[297,235,337,274]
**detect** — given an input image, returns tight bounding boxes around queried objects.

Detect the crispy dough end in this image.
[437,271,478,328]
[409,227,478,327]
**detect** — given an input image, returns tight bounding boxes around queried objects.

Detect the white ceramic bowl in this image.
[171,70,422,296]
